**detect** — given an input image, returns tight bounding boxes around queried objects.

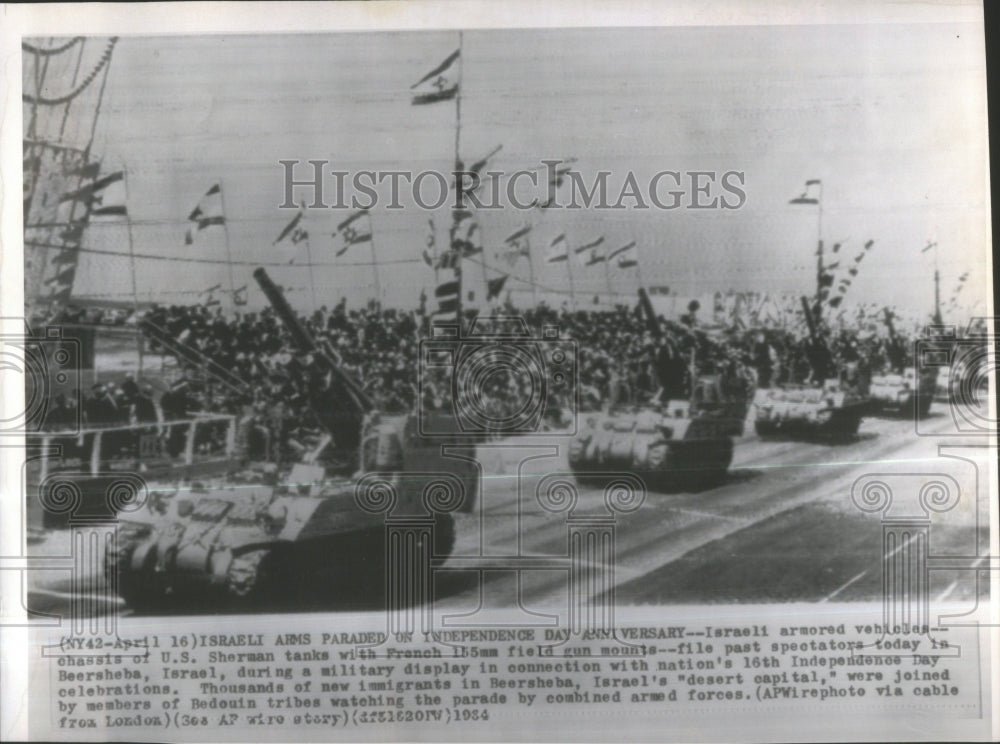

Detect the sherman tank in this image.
[568,288,753,488]
[932,319,991,410]
[869,367,937,418]
[753,297,870,440]
[868,310,937,418]
[105,268,478,611]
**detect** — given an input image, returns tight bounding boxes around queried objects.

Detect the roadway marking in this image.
[28,587,123,604]
[820,532,923,603]
[821,570,867,602]
[461,544,646,584]
[668,506,747,524]
[935,555,986,602]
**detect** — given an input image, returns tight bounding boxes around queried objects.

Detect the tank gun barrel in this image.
[637,287,663,339]
[253,267,318,354]
[883,307,898,344]
[801,295,818,341]
[253,268,374,429]
[801,295,834,380]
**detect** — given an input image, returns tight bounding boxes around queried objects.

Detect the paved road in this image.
[434,407,987,623]
[23,404,990,621]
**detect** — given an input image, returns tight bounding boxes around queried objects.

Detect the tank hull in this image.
[105,471,457,613]
[869,367,937,418]
[568,407,736,490]
[108,520,454,612]
[753,382,869,441]
[26,415,239,530]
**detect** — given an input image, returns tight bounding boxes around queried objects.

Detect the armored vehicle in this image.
[105,268,478,611]
[868,310,937,418]
[568,288,753,488]
[753,297,870,439]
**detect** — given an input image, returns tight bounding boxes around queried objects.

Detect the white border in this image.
[0,3,994,743]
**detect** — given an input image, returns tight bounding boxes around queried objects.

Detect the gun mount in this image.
[869,302,938,418]
[104,269,480,612]
[253,267,372,451]
[800,295,835,382]
[568,290,753,490]
[751,296,870,441]
[637,286,663,339]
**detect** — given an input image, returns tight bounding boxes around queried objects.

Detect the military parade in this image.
[14,29,992,618]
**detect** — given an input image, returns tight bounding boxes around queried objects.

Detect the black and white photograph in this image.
[1,2,996,742]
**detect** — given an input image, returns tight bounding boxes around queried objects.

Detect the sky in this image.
[37,20,989,319]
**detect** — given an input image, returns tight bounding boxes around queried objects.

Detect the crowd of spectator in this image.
[41,376,158,432]
[34,295,925,465]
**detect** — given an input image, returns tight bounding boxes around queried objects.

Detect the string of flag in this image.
[410,49,460,105]
[412,45,464,316]
[273,207,309,247]
[184,184,225,245]
[546,233,568,263]
[22,36,118,107]
[334,208,373,256]
[500,225,531,267]
[611,241,638,268]
[789,178,821,205]
[820,239,874,309]
[43,160,130,304]
[947,271,970,310]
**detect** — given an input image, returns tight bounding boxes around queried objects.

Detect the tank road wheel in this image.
[567,435,589,468]
[362,515,455,611]
[103,541,128,591]
[827,414,862,443]
[668,439,731,488]
[646,442,670,471]
[754,419,779,439]
[225,549,276,603]
[709,437,735,475]
[114,546,164,613]
[433,513,456,559]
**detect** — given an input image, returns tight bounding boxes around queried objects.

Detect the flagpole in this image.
[304,231,318,313]
[123,164,143,376]
[431,218,440,297]
[603,255,613,306]
[454,30,464,325]
[526,237,538,308]
[479,235,491,311]
[454,33,463,193]
[368,217,382,306]
[931,241,942,324]
[217,177,237,313]
[565,236,577,311]
[815,181,824,322]
[477,221,497,310]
